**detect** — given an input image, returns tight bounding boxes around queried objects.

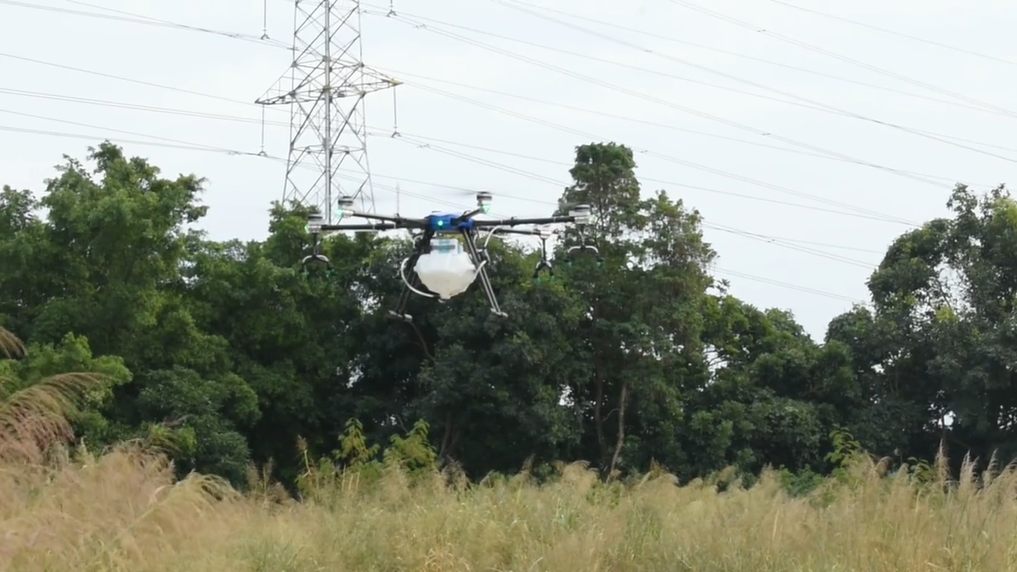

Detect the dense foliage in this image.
[1,141,1012,487]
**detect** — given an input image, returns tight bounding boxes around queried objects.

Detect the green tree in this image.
[850,184,1017,466]
[0,143,260,483]
[553,142,716,478]
[689,293,856,479]
[183,203,374,483]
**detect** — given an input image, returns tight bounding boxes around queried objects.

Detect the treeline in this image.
[0,140,1012,487]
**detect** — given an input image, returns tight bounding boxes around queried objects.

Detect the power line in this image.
[392,81,919,225]
[387,133,882,266]
[665,0,1017,117]
[7,80,1009,183]
[704,222,877,268]
[5,45,1008,166]
[768,0,1017,67]
[368,4,1000,118]
[471,0,1011,96]
[286,64,1017,157]
[480,1,1017,164]
[714,268,864,303]
[0,51,279,111]
[364,4,1017,154]
[371,9,1013,184]
[381,86,997,188]
[368,135,885,279]
[4,3,1000,216]
[0,0,289,48]
[0,124,258,155]
[0,83,949,224]
[389,133,915,225]
[0,108,268,155]
[0,16,943,237]
[0,88,287,126]
[26,0,1005,159]
[3,41,1003,195]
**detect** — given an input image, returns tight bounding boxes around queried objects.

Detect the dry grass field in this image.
[3,432,1017,572]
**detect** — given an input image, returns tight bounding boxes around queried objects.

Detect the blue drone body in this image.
[427,213,476,232]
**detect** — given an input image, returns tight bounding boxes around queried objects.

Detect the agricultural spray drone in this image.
[302,192,598,322]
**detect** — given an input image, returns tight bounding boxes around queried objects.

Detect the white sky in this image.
[0,0,1013,339]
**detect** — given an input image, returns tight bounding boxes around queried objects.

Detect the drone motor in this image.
[476,191,492,212]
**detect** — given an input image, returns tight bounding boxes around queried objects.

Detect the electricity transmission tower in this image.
[257,0,399,222]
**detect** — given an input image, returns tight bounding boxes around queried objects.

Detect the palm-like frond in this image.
[0,326,25,359]
[0,373,103,462]
[0,328,105,462]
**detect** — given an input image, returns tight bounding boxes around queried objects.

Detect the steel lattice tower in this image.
[257,0,399,221]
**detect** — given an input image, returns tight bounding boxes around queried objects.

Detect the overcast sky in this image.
[0,0,1013,339]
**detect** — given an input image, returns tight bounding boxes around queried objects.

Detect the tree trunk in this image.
[439,412,454,460]
[608,380,628,479]
[593,358,607,467]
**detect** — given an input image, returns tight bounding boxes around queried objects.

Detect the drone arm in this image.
[388,229,436,322]
[461,207,486,220]
[320,223,400,231]
[335,211,428,226]
[491,227,540,236]
[472,216,577,228]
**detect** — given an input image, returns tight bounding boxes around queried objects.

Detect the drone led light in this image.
[414,239,478,299]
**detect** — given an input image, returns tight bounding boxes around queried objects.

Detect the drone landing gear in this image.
[300,248,333,278]
[387,234,436,323]
[534,260,553,281]
[389,255,445,322]
[462,228,507,318]
[566,230,602,266]
[532,233,554,281]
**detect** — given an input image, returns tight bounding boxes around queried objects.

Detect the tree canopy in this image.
[0,140,1011,486]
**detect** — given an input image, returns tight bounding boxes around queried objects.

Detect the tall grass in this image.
[3,436,1017,571]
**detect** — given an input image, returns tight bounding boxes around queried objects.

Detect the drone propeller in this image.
[491,224,560,239]
[337,195,356,210]
[556,199,599,220]
[419,190,494,218]
[447,189,491,198]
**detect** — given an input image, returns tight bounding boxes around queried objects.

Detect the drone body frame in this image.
[303,192,596,322]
